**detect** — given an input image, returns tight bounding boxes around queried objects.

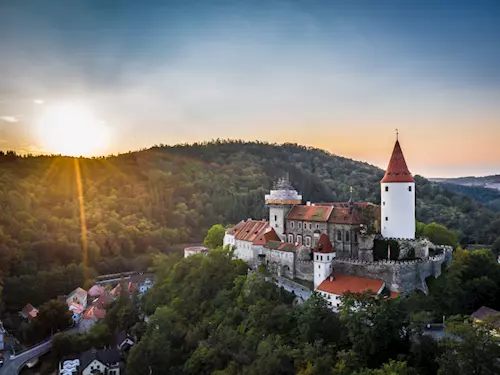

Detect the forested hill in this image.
[1,141,500,306]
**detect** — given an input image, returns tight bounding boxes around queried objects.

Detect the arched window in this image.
[337,230,342,241]
[305,236,312,247]
[297,235,303,244]
[288,234,294,243]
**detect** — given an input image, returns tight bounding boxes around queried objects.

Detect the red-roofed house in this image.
[21,303,38,321]
[80,305,107,332]
[223,219,274,263]
[88,285,106,298]
[68,302,85,323]
[316,274,386,310]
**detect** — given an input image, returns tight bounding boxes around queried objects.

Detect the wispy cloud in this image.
[0,116,19,123]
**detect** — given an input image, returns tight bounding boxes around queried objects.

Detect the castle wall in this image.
[332,249,450,294]
[328,223,360,258]
[295,260,314,282]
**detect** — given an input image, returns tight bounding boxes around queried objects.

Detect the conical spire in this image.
[381,140,415,183]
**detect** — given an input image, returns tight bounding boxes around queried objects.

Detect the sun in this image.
[35,103,110,157]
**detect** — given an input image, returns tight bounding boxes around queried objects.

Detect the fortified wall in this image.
[332,247,452,294]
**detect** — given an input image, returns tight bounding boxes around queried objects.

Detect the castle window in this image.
[318,265,320,269]
[346,232,350,242]
[385,217,388,221]
[320,255,323,261]
[385,186,389,192]
[291,221,294,228]
[309,223,313,230]
[355,233,358,242]
[408,186,412,192]
[337,230,342,241]
[383,201,385,206]
[316,224,319,229]
[298,222,302,229]
[306,236,312,247]
[288,234,294,243]
[297,235,302,244]
[274,215,277,221]
[327,255,330,261]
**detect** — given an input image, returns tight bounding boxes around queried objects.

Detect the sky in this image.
[0,0,499,177]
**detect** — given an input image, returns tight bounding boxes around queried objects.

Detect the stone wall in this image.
[295,260,314,282]
[332,250,450,294]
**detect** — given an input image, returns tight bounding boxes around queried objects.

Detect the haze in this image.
[1,0,499,177]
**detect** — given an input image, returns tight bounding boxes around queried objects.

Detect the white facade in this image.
[313,252,335,289]
[82,359,120,375]
[381,182,415,239]
[318,290,342,310]
[269,205,290,240]
[184,246,209,258]
[234,240,255,262]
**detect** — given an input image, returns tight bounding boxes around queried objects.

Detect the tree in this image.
[437,316,500,375]
[422,222,459,248]
[204,224,226,249]
[353,361,418,375]
[29,299,72,343]
[491,237,500,255]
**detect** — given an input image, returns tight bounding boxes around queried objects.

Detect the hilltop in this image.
[430,175,500,190]
[1,140,500,309]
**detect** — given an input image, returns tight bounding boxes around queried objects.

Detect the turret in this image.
[313,234,336,288]
[381,134,415,239]
[265,177,302,241]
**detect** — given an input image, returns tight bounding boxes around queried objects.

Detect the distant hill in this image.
[430,175,500,191]
[1,140,500,310]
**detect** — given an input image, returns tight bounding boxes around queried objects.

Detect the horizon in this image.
[1,0,500,178]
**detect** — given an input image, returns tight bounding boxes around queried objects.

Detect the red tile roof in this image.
[253,227,280,245]
[316,274,384,295]
[83,305,106,320]
[88,285,106,297]
[315,234,335,253]
[381,140,415,183]
[232,220,270,242]
[286,205,333,222]
[69,302,85,315]
[22,303,38,320]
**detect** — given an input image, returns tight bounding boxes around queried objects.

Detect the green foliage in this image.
[437,316,500,375]
[421,222,459,248]
[52,322,112,359]
[491,237,500,255]
[204,224,226,249]
[373,239,400,261]
[439,183,500,212]
[24,299,73,344]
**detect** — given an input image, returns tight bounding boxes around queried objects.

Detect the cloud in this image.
[33,99,44,104]
[0,116,19,123]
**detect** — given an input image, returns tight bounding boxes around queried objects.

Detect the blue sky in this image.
[0,0,499,177]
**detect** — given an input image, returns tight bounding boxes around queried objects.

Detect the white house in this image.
[316,274,386,310]
[80,348,122,375]
[184,246,209,258]
[381,137,416,239]
[130,273,156,295]
[66,287,88,309]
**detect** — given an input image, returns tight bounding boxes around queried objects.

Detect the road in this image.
[0,340,52,375]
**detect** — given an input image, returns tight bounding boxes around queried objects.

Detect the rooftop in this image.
[231,219,271,242]
[314,234,335,253]
[316,274,384,295]
[286,205,333,222]
[80,348,122,370]
[381,140,415,183]
[265,240,300,252]
[471,306,500,327]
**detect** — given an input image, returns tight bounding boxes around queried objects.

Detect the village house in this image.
[80,305,106,332]
[129,273,156,295]
[66,287,88,309]
[20,303,38,321]
[88,285,106,299]
[79,348,123,375]
[68,302,85,324]
[115,331,135,352]
[184,246,210,258]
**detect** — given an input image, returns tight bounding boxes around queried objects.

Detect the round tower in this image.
[380,135,416,239]
[265,177,302,241]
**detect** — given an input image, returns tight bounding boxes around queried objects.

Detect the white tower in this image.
[313,234,336,288]
[381,134,416,239]
[265,177,302,241]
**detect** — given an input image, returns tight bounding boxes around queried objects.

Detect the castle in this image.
[223,137,451,306]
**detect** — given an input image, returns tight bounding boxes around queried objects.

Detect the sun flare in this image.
[35,103,110,156]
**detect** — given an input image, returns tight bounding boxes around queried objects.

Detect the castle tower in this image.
[313,234,336,288]
[381,134,415,239]
[265,177,302,241]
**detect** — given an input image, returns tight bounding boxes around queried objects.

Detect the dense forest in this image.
[437,183,500,212]
[49,247,500,375]
[1,140,500,313]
